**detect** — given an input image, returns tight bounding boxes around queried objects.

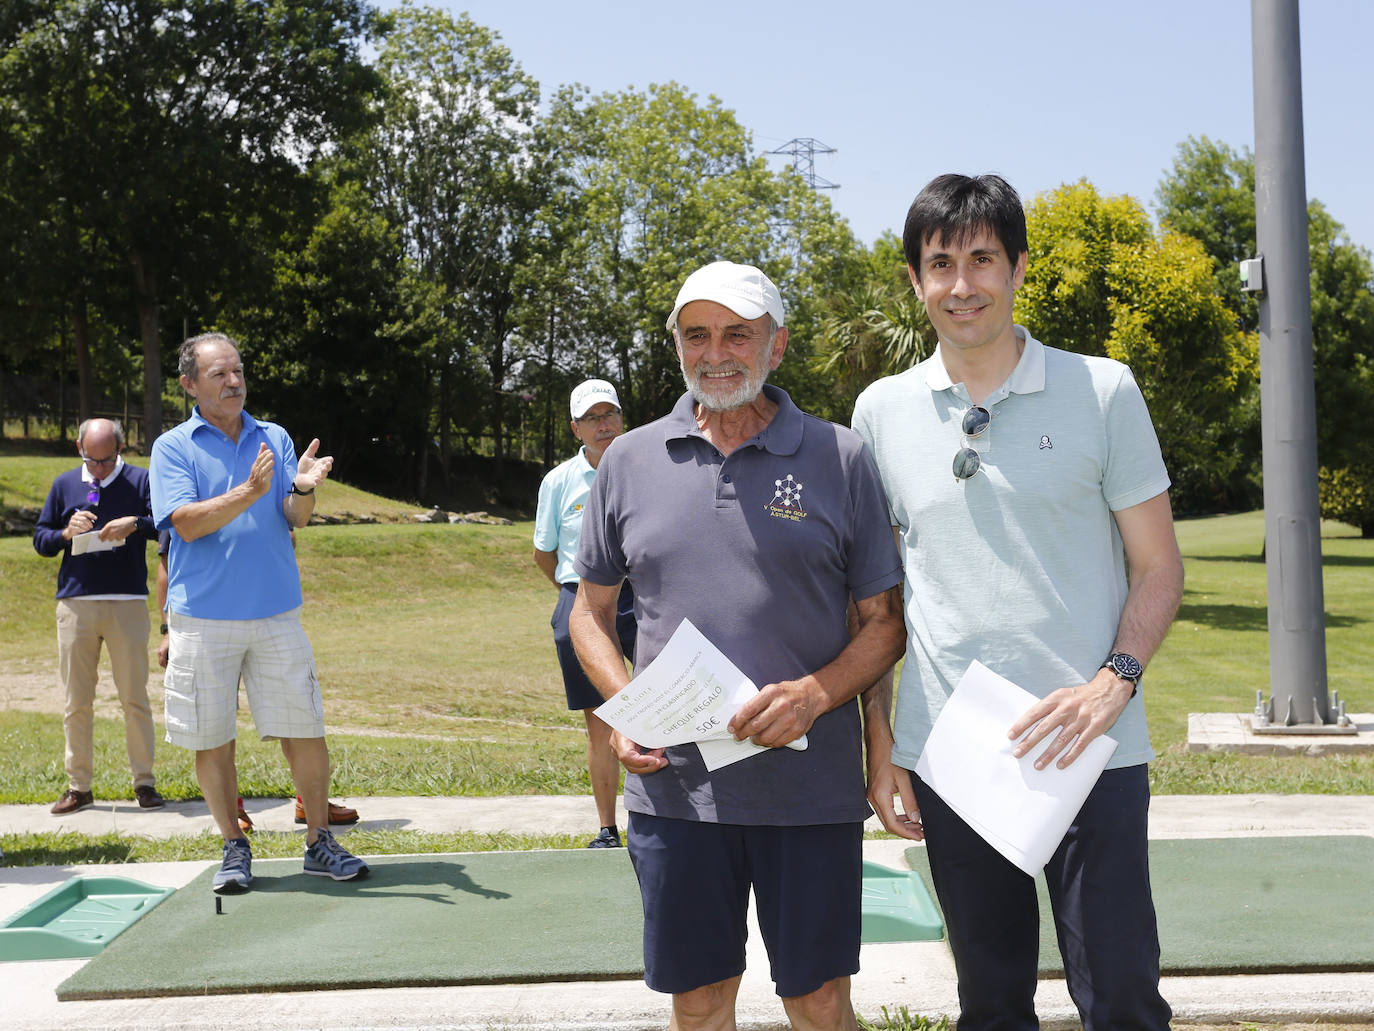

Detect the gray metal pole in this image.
[1252,0,1329,725]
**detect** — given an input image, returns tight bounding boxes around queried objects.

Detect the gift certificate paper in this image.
[594,617,808,771]
[915,660,1118,876]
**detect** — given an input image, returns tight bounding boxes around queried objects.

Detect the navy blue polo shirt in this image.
[576,385,902,826]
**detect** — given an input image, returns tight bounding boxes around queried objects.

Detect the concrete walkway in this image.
[4,794,1374,1031]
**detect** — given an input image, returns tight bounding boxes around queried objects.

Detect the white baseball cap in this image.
[570,379,621,419]
[665,261,786,333]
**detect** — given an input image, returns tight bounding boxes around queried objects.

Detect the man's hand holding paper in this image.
[1008,668,1135,770]
[915,661,1118,876]
[594,618,807,772]
[726,675,820,749]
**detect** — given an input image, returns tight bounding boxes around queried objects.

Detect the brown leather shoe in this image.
[237,796,254,833]
[135,785,166,809]
[294,796,359,825]
[51,789,94,815]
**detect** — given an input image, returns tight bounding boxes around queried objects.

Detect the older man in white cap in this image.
[532,378,636,848]
[570,262,906,1030]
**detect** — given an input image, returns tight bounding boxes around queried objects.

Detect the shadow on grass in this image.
[1176,601,1366,631]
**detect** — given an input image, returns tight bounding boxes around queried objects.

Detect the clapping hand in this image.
[293,438,333,493]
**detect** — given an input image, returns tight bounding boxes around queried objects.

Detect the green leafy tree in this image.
[0,0,380,441]
[812,233,932,411]
[533,82,863,425]
[226,180,435,497]
[1155,135,1258,327]
[364,1,541,482]
[1156,136,1374,521]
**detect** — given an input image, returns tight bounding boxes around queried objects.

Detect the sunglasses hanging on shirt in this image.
[953,405,991,482]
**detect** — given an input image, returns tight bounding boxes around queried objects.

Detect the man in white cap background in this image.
[570,261,905,1030]
[532,378,636,848]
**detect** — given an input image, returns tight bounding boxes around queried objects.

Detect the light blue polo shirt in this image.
[532,447,595,585]
[852,327,1171,772]
[150,407,302,620]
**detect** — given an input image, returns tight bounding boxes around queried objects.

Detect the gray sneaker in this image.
[303,828,369,881]
[213,837,253,894]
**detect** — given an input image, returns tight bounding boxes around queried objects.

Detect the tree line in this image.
[3,2,1372,529]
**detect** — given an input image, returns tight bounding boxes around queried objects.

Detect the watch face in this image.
[1112,654,1143,680]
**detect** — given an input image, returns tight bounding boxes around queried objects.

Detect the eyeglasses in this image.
[952,405,991,482]
[577,410,622,427]
[81,452,119,469]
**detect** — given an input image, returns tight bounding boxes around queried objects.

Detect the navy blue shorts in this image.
[626,811,862,998]
[552,582,636,710]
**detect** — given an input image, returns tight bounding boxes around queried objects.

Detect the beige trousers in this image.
[56,598,155,791]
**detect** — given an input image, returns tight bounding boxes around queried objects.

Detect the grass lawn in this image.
[5,448,1366,1031]
[4,442,1373,855]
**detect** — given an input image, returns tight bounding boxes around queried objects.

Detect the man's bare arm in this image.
[571,579,666,774]
[171,443,274,542]
[533,549,559,586]
[728,585,905,748]
[1009,491,1184,768]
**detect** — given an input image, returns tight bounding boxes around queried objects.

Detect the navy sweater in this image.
[33,463,159,599]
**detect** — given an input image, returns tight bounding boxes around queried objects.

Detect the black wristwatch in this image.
[1100,652,1143,696]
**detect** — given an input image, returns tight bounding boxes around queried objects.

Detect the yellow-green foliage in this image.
[1318,466,1374,537]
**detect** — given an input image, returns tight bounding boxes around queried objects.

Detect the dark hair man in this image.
[853,174,1184,1030]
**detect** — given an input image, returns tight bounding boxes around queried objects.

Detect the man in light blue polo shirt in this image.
[532,378,636,849]
[151,332,367,894]
[853,174,1184,1031]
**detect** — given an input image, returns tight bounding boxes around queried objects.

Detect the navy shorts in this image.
[552,582,636,710]
[626,811,862,998]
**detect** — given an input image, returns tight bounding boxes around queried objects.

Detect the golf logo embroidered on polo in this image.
[1039,435,1053,450]
[766,474,808,522]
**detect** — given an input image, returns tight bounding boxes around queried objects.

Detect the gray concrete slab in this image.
[1188,711,1374,755]
[4,795,1374,1030]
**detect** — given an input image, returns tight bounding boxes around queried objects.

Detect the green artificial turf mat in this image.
[56,848,952,999]
[904,835,1374,976]
[58,850,645,1000]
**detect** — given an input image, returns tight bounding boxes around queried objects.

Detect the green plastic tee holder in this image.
[0,876,174,961]
[859,860,945,943]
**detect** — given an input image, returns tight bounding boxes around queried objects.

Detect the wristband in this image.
[289,484,315,496]
[160,623,169,635]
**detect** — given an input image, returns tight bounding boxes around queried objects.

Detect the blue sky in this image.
[394,0,1371,257]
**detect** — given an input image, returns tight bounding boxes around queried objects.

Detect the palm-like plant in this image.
[813,265,933,406]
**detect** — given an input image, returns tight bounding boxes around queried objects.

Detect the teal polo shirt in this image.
[533,447,596,585]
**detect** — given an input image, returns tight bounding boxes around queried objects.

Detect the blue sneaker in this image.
[213,837,253,894]
[303,828,369,881]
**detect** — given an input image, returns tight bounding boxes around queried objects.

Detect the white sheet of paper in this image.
[71,531,125,556]
[594,617,807,772]
[914,660,1118,876]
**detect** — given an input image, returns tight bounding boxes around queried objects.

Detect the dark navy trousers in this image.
[912,765,1172,1031]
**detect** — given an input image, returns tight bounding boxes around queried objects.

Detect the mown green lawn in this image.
[4,443,1372,818]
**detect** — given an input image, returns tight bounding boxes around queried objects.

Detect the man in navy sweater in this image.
[33,418,165,815]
